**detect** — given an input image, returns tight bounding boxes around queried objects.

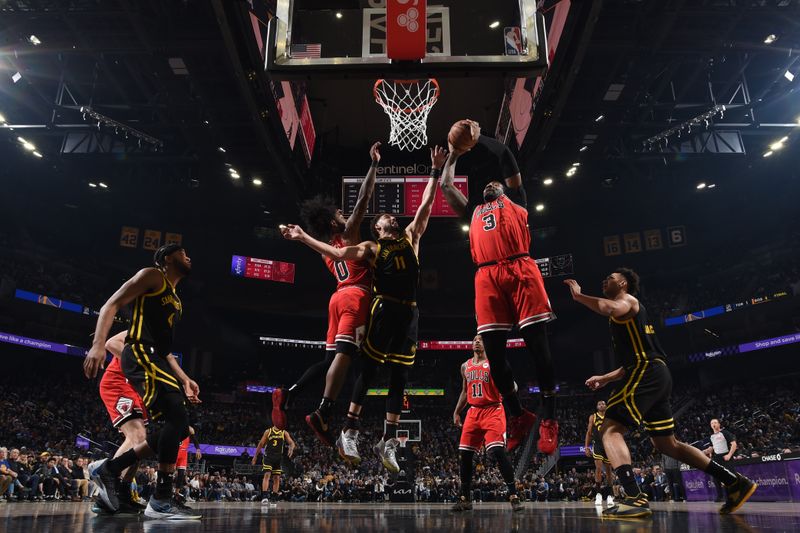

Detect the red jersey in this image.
[464,357,502,407]
[469,194,530,265]
[179,436,190,453]
[324,234,373,290]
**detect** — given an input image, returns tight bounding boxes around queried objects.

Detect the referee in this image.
[704,419,737,502]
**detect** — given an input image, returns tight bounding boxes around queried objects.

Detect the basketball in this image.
[448,119,479,152]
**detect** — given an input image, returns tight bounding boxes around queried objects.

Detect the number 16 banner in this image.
[387,0,426,60]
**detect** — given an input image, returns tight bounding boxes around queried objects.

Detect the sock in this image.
[155,471,173,500]
[704,459,738,486]
[503,392,523,418]
[541,392,556,420]
[614,464,641,498]
[105,449,138,477]
[383,421,399,441]
[345,412,361,432]
[506,482,517,496]
[459,451,474,499]
[317,397,334,419]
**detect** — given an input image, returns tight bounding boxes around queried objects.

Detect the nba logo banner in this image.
[387,0,426,60]
[504,27,523,55]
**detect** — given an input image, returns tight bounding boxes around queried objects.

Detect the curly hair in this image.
[300,195,339,241]
[615,267,640,295]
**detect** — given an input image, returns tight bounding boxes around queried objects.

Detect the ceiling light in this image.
[566,167,577,177]
[595,114,605,122]
[764,34,777,44]
[572,162,580,167]
[784,70,795,82]
[252,178,263,186]
[579,146,588,152]
[461,225,469,232]
[696,182,706,190]
[0,113,6,124]
[543,178,553,186]
[22,142,36,151]
[98,182,108,188]
[535,204,545,212]
[228,167,238,174]
[217,146,226,153]
[12,72,22,83]
[17,137,27,143]
[770,141,785,151]
[779,136,789,143]
[708,184,716,189]
[28,35,41,46]
[230,172,240,179]
[489,21,500,29]
[335,12,343,19]
[32,151,42,158]
[763,151,773,157]
[88,182,97,188]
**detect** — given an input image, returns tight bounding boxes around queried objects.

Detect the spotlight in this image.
[88,182,97,188]
[696,182,706,190]
[489,21,500,29]
[543,178,553,186]
[595,114,605,122]
[784,70,795,82]
[218,146,226,153]
[708,184,716,189]
[32,151,42,158]
[22,142,36,151]
[535,204,545,212]
[579,146,588,152]
[763,151,773,157]
[230,172,240,179]
[0,113,6,124]
[779,136,789,143]
[770,141,785,151]
[764,34,777,44]
[335,12,343,19]
[566,167,577,177]
[28,35,42,46]
[461,225,469,232]
[98,182,108,189]
[252,178,263,186]
[572,162,580,167]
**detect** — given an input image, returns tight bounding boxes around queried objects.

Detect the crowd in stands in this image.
[2,360,799,504]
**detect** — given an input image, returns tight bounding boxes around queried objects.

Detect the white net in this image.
[374,79,440,152]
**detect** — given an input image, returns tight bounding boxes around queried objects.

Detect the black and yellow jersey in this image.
[126,270,182,357]
[372,235,419,303]
[609,303,666,370]
[592,411,605,440]
[264,427,285,459]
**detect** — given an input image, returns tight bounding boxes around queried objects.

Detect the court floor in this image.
[1,501,798,532]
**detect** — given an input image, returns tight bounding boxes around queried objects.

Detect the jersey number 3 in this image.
[482,213,496,231]
[334,261,350,282]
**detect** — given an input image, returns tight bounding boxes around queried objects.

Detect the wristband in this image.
[370,160,379,168]
[430,168,442,178]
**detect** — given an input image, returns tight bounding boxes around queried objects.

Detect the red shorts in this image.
[474,256,554,334]
[459,404,507,452]
[326,285,370,353]
[100,365,147,429]
[176,448,188,469]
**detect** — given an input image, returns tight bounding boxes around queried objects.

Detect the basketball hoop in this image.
[374,78,440,151]
[397,435,409,448]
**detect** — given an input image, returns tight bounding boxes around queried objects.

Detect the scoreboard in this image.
[342,176,468,217]
[231,255,295,284]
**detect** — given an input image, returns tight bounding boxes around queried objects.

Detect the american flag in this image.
[291,44,322,59]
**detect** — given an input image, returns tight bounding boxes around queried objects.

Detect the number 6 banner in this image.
[387,0,426,60]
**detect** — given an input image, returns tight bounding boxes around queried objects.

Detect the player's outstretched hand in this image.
[585,375,607,390]
[430,145,448,169]
[83,345,106,379]
[453,412,462,427]
[370,141,382,162]
[564,279,582,300]
[281,224,306,241]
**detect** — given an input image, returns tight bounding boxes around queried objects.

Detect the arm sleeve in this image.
[475,135,520,179]
[505,184,527,207]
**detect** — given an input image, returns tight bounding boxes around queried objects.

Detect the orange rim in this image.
[374,78,440,114]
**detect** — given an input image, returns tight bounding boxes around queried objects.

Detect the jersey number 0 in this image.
[334,261,350,282]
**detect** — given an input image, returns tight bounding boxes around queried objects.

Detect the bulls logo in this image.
[482,362,489,369]
[116,397,134,416]
[396,0,420,33]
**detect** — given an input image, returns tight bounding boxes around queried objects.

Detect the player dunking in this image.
[92,330,149,515]
[584,400,615,506]
[273,142,380,443]
[565,269,756,518]
[83,244,202,520]
[282,146,446,471]
[440,123,559,454]
[252,425,296,505]
[451,334,523,512]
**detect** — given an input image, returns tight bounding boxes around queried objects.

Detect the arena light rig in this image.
[79,106,163,151]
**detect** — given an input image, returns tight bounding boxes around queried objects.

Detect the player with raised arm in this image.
[282,146,446,472]
[451,334,523,513]
[439,121,559,454]
[585,400,615,506]
[273,142,381,445]
[565,269,756,518]
[83,244,202,520]
[252,426,296,506]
